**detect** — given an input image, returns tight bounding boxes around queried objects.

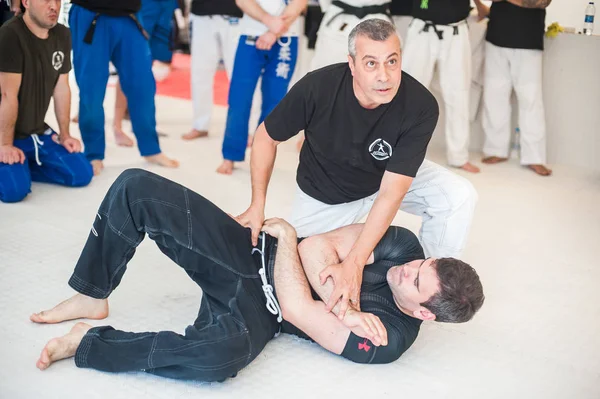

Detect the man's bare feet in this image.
[458,162,481,173]
[182,129,208,140]
[247,135,254,148]
[36,322,92,371]
[527,164,552,176]
[113,128,135,147]
[216,160,234,175]
[482,156,508,164]
[91,160,104,176]
[30,293,109,324]
[145,153,180,168]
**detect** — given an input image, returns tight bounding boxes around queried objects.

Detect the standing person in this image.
[390,0,411,46]
[235,20,478,315]
[402,0,481,173]
[183,0,244,140]
[69,0,179,175]
[0,0,92,203]
[112,0,179,147]
[477,0,552,176]
[1,0,20,27]
[216,0,307,175]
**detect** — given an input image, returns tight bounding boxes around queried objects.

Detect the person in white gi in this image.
[402,0,483,173]
[476,0,552,176]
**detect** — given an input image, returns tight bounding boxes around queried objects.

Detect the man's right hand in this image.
[235,205,265,246]
[343,309,388,347]
[0,144,25,165]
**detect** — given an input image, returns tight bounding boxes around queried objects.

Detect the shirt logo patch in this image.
[369,139,392,161]
[52,51,65,71]
[358,339,371,352]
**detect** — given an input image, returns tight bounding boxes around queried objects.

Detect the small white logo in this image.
[52,51,64,71]
[91,213,102,237]
[368,139,392,161]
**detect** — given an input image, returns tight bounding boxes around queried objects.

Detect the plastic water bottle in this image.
[584,2,596,35]
[511,127,521,158]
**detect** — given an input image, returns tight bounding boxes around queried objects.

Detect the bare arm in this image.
[53,73,71,138]
[281,0,308,22]
[505,0,552,9]
[0,72,21,146]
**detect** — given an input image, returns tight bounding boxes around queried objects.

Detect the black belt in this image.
[326,1,392,28]
[413,18,465,40]
[83,13,149,44]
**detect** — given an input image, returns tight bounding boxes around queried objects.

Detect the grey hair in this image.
[348,19,399,59]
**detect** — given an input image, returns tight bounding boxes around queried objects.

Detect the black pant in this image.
[70,169,279,382]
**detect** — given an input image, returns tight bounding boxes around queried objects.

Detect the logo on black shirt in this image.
[369,139,392,161]
[52,51,64,71]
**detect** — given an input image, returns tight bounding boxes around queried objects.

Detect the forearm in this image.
[282,0,308,20]
[0,97,18,145]
[249,123,277,209]
[236,0,271,25]
[53,80,71,137]
[505,0,552,9]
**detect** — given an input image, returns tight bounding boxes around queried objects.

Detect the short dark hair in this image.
[347,18,398,59]
[421,258,485,323]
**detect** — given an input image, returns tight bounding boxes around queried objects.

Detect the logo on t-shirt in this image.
[369,139,392,161]
[358,339,371,352]
[52,51,65,71]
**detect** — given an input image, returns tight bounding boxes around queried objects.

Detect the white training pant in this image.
[482,42,547,165]
[402,18,472,167]
[190,14,240,131]
[289,160,478,258]
[310,8,391,70]
[392,15,411,48]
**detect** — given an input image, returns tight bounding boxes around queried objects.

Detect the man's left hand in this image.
[54,134,82,153]
[320,257,364,319]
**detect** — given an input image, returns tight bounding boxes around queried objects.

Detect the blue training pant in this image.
[69,5,161,161]
[140,0,178,63]
[222,36,298,162]
[0,130,93,203]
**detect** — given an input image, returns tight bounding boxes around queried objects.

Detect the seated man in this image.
[0,0,93,203]
[31,169,484,381]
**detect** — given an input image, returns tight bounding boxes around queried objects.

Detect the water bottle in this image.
[511,127,521,158]
[584,2,595,35]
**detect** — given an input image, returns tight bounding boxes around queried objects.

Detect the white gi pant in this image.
[392,15,411,48]
[289,160,478,258]
[310,2,392,70]
[190,14,240,132]
[402,18,472,167]
[482,42,547,165]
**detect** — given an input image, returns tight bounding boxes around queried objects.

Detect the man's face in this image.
[348,34,402,108]
[386,258,440,320]
[26,0,61,29]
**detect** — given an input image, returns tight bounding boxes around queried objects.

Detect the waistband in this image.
[326,1,392,27]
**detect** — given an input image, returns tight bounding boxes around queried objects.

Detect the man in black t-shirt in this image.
[182,0,244,141]
[31,169,484,380]
[0,0,93,203]
[476,0,552,176]
[402,0,484,173]
[236,19,478,319]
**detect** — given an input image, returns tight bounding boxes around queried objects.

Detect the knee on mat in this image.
[59,152,94,187]
[450,174,479,210]
[0,163,31,203]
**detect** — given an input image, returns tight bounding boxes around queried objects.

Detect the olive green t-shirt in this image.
[0,16,71,139]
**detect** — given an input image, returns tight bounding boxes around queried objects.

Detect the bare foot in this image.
[30,293,108,324]
[91,160,104,176]
[145,153,180,168]
[216,160,234,175]
[527,164,552,176]
[247,135,254,148]
[458,162,481,173]
[113,128,135,147]
[182,129,208,140]
[482,156,508,164]
[36,322,92,371]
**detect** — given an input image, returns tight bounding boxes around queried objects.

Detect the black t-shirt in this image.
[486,2,546,51]
[0,17,71,139]
[412,0,471,25]
[390,0,412,16]
[265,63,438,205]
[71,0,141,15]
[266,226,424,364]
[191,0,242,17]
